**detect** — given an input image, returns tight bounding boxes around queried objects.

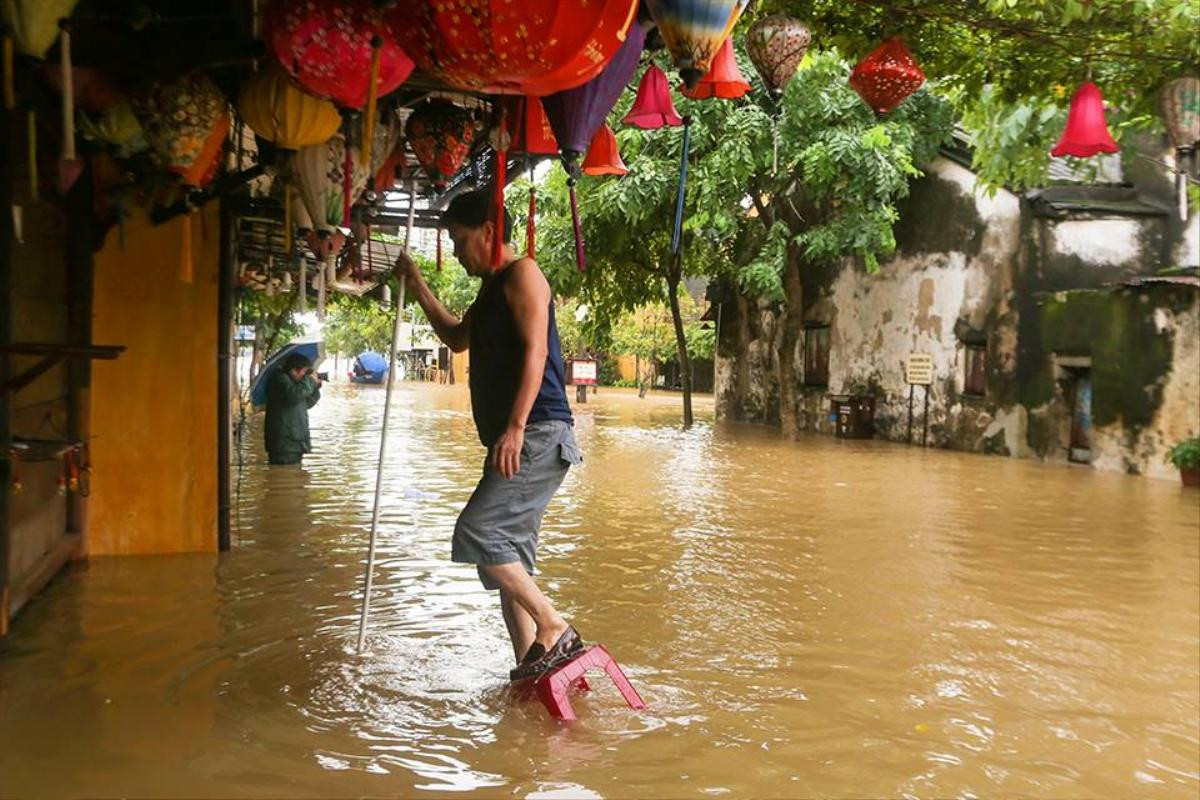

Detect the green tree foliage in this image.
[323,293,395,356]
[764,0,1198,190]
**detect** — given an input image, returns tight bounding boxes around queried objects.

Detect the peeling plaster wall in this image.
[715,153,1200,481]
[795,158,1026,452]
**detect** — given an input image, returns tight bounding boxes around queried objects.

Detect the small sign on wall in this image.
[567,358,598,386]
[906,353,934,385]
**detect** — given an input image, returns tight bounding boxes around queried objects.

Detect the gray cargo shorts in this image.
[452,419,582,590]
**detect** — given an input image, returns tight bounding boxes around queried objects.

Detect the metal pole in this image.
[356,179,414,652]
[922,385,930,447]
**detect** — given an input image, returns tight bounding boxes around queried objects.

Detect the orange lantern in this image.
[582,124,628,176]
[679,37,750,100]
[390,0,640,96]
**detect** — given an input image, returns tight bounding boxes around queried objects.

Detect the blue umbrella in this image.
[250,340,323,407]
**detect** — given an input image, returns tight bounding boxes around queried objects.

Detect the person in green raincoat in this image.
[264,352,322,465]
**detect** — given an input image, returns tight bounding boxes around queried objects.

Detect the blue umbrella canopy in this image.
[356,351,388,374]
[250,340,323,407]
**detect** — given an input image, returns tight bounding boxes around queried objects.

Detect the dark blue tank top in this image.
[468,263,573,447]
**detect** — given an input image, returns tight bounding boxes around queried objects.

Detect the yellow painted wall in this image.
[88,207,219,554]
[617,354,638,383]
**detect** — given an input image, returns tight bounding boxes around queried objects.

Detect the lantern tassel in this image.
[3,28,14,110]
[491,146,506,268]
[181,213,193,283]
[671,116,692,254]
[361,36,382,174]
[568,177,584,272]
[772,120,779,175]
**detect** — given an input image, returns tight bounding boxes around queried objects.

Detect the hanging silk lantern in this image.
[501,96,559,156]
[849,37,925,115]
[373,143,406,193]
[404,99,476,189]
[237,63,341,150]
[544,21,644,165]
[582,124,628,176]
[1051,83,1119,158]
[644,0,750,88]
[1161,76,1200,151]
[131,71,230,188]
[623,64,683,129]
[1160,76,1200,221]
[390,0,639,96]
[746,14,811,99]
[266,0,413,110]
[1,0,78,57]
[679,37,750,100]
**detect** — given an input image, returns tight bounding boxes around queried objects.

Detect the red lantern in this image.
[501,96,559,156]
[679,37,750,100]
[1051,82,1119,158]
[582,124,628,176]
[266,0,414,110]
[623,64,683,129]
[849,37,925,114]
[389,0,640,96]
[404,99,476,189]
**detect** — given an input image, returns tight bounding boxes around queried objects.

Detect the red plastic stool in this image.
[532,644,645,721]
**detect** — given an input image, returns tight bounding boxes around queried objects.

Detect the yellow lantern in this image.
[237,64,341,150]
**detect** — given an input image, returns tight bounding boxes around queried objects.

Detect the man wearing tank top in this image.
[393,188,584,682]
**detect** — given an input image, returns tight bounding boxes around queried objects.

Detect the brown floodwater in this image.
[1,384,1197,799]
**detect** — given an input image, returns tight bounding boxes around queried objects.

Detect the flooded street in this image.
[1,383,1197,799]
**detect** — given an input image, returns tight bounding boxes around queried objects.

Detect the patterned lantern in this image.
[679,37,750,100]
[623,64,683,129]
[390,0,640,96]
[849,37,925,114]
[644,0,750,88]
[404,99,476,189]
[582,124,628,176]
[237,63,341,150]
[1160,76,1200,221]
[1051,83,1119,158]
[131,71,230,188]
[293,117,402,234]
[1160,76,1200,151]
[266,0,413,111]
[746,14,811,98]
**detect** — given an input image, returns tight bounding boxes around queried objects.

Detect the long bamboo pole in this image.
[356,179,414,652]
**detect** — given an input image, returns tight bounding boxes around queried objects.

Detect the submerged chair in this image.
[529,644,645,722]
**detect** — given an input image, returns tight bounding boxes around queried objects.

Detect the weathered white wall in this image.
[1051,219,1143,268]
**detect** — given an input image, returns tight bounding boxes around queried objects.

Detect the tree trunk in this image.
[667,262,694,429]
[775,248,804,439]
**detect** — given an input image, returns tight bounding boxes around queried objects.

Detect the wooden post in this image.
[1,96,13,635]
[218,201,235,552]
[907,383,914,444]
[64,147,94,561]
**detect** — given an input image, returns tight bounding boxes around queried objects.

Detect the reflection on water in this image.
[2,384,1197,798]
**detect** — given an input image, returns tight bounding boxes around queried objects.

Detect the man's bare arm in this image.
[393,251,471,352]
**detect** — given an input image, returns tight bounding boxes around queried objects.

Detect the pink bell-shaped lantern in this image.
[1051,82,1119,158]
[582,124,629,176]
[623,64,683,129]
[679,37,750,100]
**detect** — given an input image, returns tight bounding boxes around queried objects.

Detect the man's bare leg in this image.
[481,562,568,653]
[499,587,536,664]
